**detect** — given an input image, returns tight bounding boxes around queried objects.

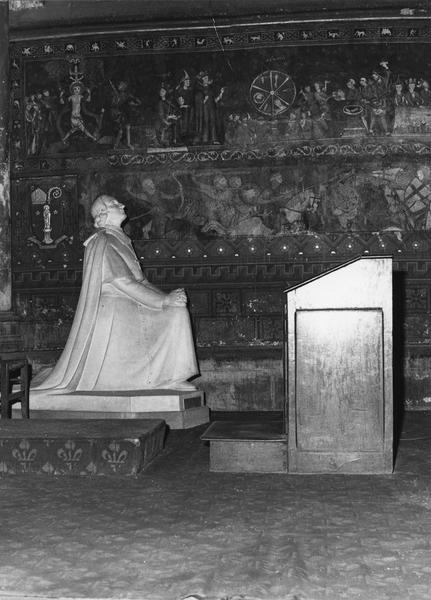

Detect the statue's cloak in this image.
[32,227,198,392]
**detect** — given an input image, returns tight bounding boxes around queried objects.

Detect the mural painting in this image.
[12,176,79,263]
[9,20,431,407]
[17,41,431,158]
[77,161,431,241]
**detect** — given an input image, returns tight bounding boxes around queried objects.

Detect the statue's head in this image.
[91,195,126,228]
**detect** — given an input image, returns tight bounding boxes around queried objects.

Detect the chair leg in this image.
[1,362,11,419]
[20,364,30,418]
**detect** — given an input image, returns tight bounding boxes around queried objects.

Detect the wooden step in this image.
[201,421,287,473]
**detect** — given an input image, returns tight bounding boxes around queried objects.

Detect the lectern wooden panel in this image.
[285,256,393,474]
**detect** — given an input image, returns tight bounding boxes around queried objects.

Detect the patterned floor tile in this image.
[0,412,431,599]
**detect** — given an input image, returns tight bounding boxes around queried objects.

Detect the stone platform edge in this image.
[0,418,166,476]
[27,389,209,429]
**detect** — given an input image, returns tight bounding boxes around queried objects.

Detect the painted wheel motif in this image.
[250,70,296,117]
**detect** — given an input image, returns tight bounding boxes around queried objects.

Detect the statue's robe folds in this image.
[32,227,199,392]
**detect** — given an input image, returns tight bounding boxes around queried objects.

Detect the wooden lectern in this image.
[285,256,393,474]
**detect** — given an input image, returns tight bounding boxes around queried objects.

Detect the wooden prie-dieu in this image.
[202,256,393,474]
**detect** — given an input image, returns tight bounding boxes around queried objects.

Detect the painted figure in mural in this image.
[370,165,431,230]
[342,78,368,135]
[370,69,388,100]
[327,88,346,136]
[311,80,331,138]
[404,79,424,107]
[226,176,272,236]
[187,173,271,237]
[109,80,142,150]
[193,71,225,145]
[403,166,431,228]
[175,71,194,144]
[298,84,316,115]
[124,175,184,239]
[259,171,294,232]
[419,80,431,105]
[303,194,324,232]
[299,110,313,139]
[25,94,42,155]
[345,78,361,105]
[378,59,396,130]
[369,96,389,135]
[393,81,408,107]
[278,185,316,233]
[381,184,415,231]
[378,58,395,90]
[38,89,60,153]
[225,113,256,147]
[25,89,64,155]
[285,111,301,138]
[59,82,100,144]
[155,84,180,146]
[367,70,390,135]
[393,79,428,134]
[328,178,361,230]
[31,195,199,394]
[392,81,411,134]
[297,82,329,138]
[195,173,237,235]
[358,76,374,133]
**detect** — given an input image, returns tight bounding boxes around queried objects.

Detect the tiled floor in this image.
[0,411,431,600]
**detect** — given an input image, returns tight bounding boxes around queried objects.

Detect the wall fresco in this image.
[8,17,431,408]
[76,160,431,241]
[11,175,79,266]
[12,37,431,159]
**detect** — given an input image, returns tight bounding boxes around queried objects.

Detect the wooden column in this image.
[0,0,10,313]
[0,2,21,352]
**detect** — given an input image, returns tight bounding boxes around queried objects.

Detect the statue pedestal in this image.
[28,388,209,429]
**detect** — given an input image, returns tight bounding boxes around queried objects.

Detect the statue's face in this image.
[106,198,126,226]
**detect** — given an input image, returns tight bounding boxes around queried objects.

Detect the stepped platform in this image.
[0,418,166,476]
[28,388,209,429]
[201,420,287,473]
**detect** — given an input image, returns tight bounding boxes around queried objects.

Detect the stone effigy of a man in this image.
[33,194,199,393]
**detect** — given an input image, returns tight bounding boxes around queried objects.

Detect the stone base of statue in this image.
[28,388,209,429]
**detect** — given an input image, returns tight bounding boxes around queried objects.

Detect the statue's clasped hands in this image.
[164,288,187,307]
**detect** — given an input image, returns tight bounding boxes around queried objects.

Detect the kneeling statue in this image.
[33,194,199,392]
